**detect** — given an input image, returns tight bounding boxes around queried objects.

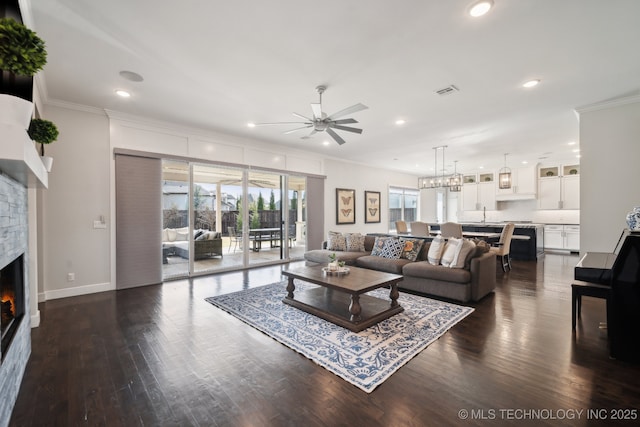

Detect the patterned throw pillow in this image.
[399,237,424,262]
[427,236,446,265]
[371,236,390,256]
[379,238,405,259]
[450,239,476,269]
[441,238,463,267]
[327,231,346,251]
[345,233,366,252]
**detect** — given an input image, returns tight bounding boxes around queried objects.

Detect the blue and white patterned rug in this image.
[205,281,474,393]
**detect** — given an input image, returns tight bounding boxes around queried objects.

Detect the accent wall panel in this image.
[115,154,162,289]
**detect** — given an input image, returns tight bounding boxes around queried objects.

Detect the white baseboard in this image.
[44,282,115,301]
[38,292,46,303]
[30,310,41,328]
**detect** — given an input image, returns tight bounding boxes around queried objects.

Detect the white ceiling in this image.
[24,0,640,176]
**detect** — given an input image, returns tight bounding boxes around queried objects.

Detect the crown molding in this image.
[576,93,640,114]
[44,98,107,116]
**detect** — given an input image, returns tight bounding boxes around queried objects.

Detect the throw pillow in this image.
[162,228,169,242]
[194,229,204,240]
[399,237,424,262]
[379,238,405,259]
[327,231,347,251]
[166,228,177,242]
[451,239,476,269]
[371,236,390,256]
[345,233,366,252]
[427,236,446,265]
[195,232,207,241]
[441,238,463,267]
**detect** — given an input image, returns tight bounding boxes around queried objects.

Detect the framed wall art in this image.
[336,188,356,224]
[365,190,381,223]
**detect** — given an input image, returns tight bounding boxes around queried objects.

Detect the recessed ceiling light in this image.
[572,148,580,153]
[323,141,330,146]
[115,90,131,98]
[469,0,494,17]
[568,141,576,146]
[522,160,528,164]
[395,119,406,125]
[247,122,256,128]
[479,166,484,169]
[576,154,582,158]
[522,79,540,88]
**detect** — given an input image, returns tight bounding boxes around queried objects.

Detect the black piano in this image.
[574,230,640,362]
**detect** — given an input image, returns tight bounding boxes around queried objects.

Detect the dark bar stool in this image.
[571,280,611,330]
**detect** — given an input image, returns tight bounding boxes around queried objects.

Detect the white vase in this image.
[41,155,53,172]
[626,207,640,231]
[0,94,33,128]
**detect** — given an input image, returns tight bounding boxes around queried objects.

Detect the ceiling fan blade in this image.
[253,121,309,126]
[326,128,347,145]
[327,103,368,120]
[283,125,313,134]
[330,124,363,134]
[293,112,313,121]
[300,129,318,140]
[332,118,358,124]
[311,103,322,119]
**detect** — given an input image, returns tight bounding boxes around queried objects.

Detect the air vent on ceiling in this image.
[435,85,459,96]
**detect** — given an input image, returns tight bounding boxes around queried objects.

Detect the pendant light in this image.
[449,160,462,192]
[499,153,512,189]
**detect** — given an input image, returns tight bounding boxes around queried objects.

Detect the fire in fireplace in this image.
[1,254,24,357]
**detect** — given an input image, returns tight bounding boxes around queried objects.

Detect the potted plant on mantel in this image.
[28,118,58,172]
[0,17,47,127]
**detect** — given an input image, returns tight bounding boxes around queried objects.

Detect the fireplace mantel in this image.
[0,95,48,188]
[0,124,48,188]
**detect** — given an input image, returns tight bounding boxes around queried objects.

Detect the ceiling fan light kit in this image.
[252,85,368,145]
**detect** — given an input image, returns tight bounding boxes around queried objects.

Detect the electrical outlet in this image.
[67,273,75,282]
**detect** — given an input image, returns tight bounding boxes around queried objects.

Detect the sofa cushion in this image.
[364,235,376,252]
[166,228,177,242]
[399,237,424,262]
[441,238,463,267]
[356,255,412,274]
[451,239,476,269]
[427,236,446,265]
[327,231,347,251]
[345,233,366,252]
[403,261,472,284]
[378,238,404,259]
[370,236,391,256]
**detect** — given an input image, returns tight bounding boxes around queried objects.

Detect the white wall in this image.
[578,96,640,253]
[39,105,112,300]
[323,159,418,237]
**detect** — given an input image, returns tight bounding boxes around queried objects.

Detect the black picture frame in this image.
[365,191,381,223]
[336,188,356,224]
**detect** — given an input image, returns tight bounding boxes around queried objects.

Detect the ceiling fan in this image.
[253,85,368,145]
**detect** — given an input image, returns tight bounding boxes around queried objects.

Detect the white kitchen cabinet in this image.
[461,183,478,211]
[461,179,496,211]
[544,224,580,251]
[561,175,580,209]
[537,174,580,210]
[496,166,537,200]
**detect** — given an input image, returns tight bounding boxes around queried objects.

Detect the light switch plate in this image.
[93,220,107,229]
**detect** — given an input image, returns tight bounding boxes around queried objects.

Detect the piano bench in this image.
[572,280,611,330]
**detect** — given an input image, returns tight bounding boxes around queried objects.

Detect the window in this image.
[388,187,418,231]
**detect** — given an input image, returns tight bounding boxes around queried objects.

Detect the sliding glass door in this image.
[161,161,306,280]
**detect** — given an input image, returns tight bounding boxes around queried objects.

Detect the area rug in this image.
[205,281,474,393]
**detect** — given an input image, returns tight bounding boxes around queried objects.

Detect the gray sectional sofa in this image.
[304,234,496,303]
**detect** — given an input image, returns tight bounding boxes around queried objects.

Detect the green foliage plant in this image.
[257,192,265,211]
[0,18,47,76]
[28,118,59,156]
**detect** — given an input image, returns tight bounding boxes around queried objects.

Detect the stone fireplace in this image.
[0,173,31,426]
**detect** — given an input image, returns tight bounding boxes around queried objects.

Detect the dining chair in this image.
[440,222,463,239]
[490,222,515,271]
[395,220,408,233]
[227,226,243,252]
[409,221,430,237]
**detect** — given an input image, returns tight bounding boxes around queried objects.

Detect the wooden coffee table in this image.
[282,265,404,332]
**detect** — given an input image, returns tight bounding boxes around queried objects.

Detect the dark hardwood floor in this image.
[9,254,640,426]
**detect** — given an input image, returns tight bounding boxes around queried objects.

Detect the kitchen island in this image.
[430,222,544,261]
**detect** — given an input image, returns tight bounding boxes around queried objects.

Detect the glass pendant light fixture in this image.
[499,153,512,189]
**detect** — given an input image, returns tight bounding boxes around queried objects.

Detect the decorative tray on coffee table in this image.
[322,267,350,276]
